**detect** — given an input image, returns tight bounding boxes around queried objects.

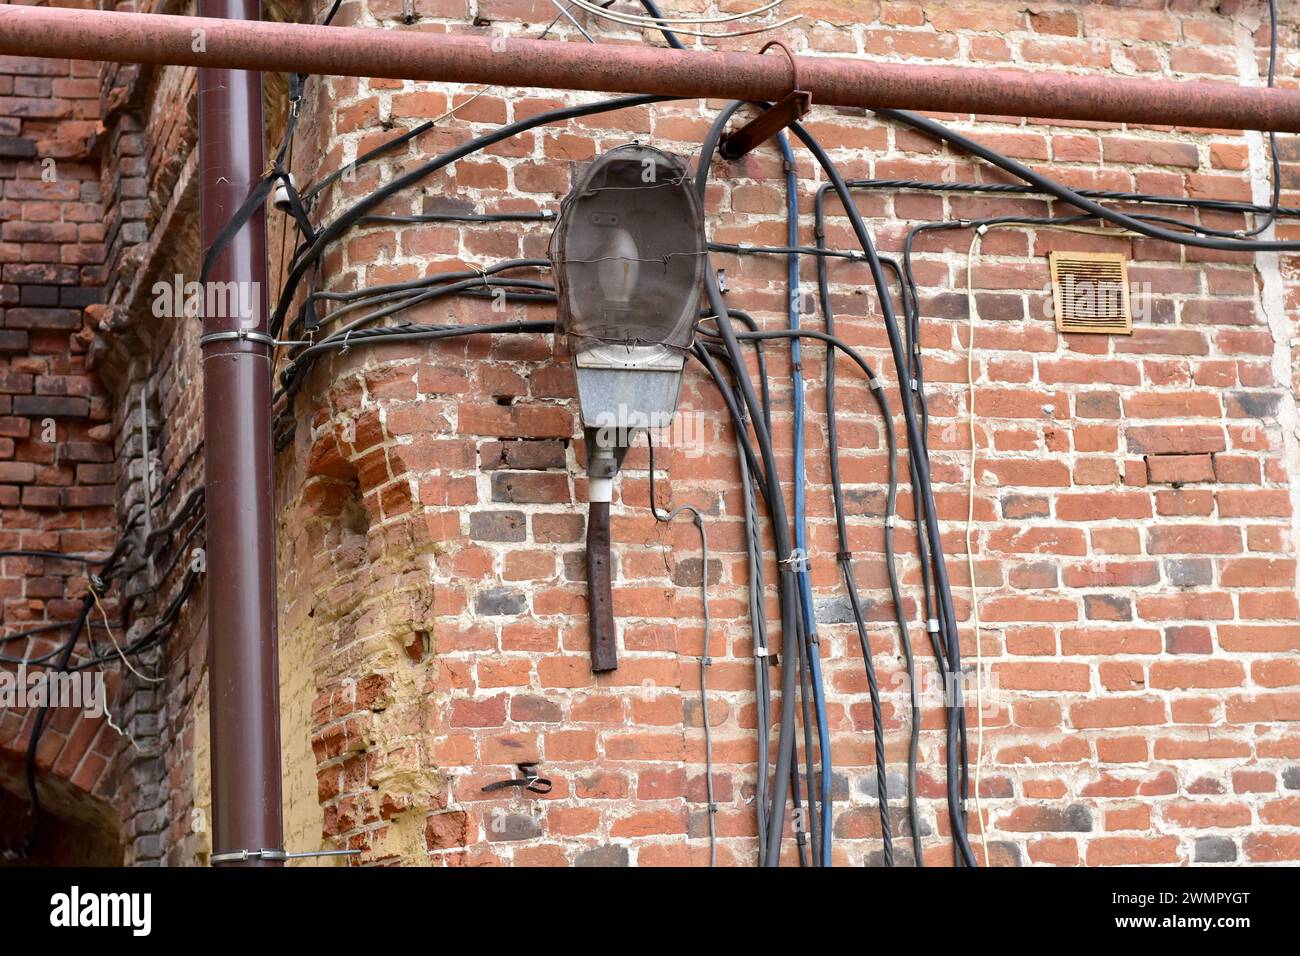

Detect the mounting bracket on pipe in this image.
[720,42,811,161]
[211,847,362,864]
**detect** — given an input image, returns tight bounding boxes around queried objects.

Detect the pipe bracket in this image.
[199,328,277,349]
[211,847,362,865]
[719,41,811,161]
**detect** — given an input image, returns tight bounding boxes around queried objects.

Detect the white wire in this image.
[963,229,990,868]
[964,219,1139,867]
[566,0,801,37]
[90,582,164,684]
[567,0,786,25]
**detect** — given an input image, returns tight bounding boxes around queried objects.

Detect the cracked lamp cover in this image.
[549,144,707,356]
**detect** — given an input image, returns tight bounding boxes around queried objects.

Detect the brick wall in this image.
[0,11,120,858]
[273,0,1300,867]
[7,0,1300,867]
[0,0,208,864]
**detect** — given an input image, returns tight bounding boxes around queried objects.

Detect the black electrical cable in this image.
[685,337,788,867]
[9,522,143,857]
[874,108,1300,253]
[319,275,555,340]
[709,241,864,260]
[19,595,92,851]
[1242,0,1282,237]
[271,94,675,338]
[696,319,926,866]
[813,182,918,865]
[848,177,1300,221]
[895,222,952,714]
[694,100,818,866]
[786,120,979,866]
[0,550,104,565]
[302,120,437,204]
[310,257,550,308]
[645,433,718,865]
[737,426,772,865]
[355,212,556,225]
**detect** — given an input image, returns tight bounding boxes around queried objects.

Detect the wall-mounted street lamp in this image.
[551,144,707,672]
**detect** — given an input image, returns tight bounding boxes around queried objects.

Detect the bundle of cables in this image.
[0,439,205,858]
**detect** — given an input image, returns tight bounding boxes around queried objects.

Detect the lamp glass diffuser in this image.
[551,144,706,356]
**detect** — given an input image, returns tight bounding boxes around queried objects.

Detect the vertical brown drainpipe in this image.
[197,0,284,865]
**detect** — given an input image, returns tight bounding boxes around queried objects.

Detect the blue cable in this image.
[777,132,832,866]
[638,0,831,870]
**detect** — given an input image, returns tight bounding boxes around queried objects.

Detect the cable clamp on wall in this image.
[754,646,770,658]
[868,377,883,391]
[211,847,361,865]
[927,618,941,634]
[779,548,809,572]
[885,514,897,528]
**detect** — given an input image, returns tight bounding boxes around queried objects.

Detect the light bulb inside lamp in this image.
[595,227,640,309]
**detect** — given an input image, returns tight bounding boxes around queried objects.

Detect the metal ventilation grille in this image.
[1049,251,1132,335]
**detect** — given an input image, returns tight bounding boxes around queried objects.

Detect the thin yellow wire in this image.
[964,220,1137,867]
[89,582,164,684]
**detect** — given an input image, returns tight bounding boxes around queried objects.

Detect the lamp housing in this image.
[551,144,705,499]
[551,143,706,359]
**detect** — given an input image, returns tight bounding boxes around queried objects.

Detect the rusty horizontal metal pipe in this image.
[2,6,1299,132]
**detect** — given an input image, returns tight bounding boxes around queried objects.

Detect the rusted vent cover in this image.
[1049,251,1132,335]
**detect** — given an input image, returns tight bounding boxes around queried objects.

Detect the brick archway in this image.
[0,695,123,864]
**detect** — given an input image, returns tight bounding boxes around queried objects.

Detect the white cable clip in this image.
[754,647,770,659]
[868,377,883,391]
[885,514,897,528]
[927,618,940,634]
[976,223,989,236]
[910,378,919,392]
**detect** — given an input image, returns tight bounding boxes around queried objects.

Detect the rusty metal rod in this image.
[197,0,284,867]
[1,6,1299,132]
